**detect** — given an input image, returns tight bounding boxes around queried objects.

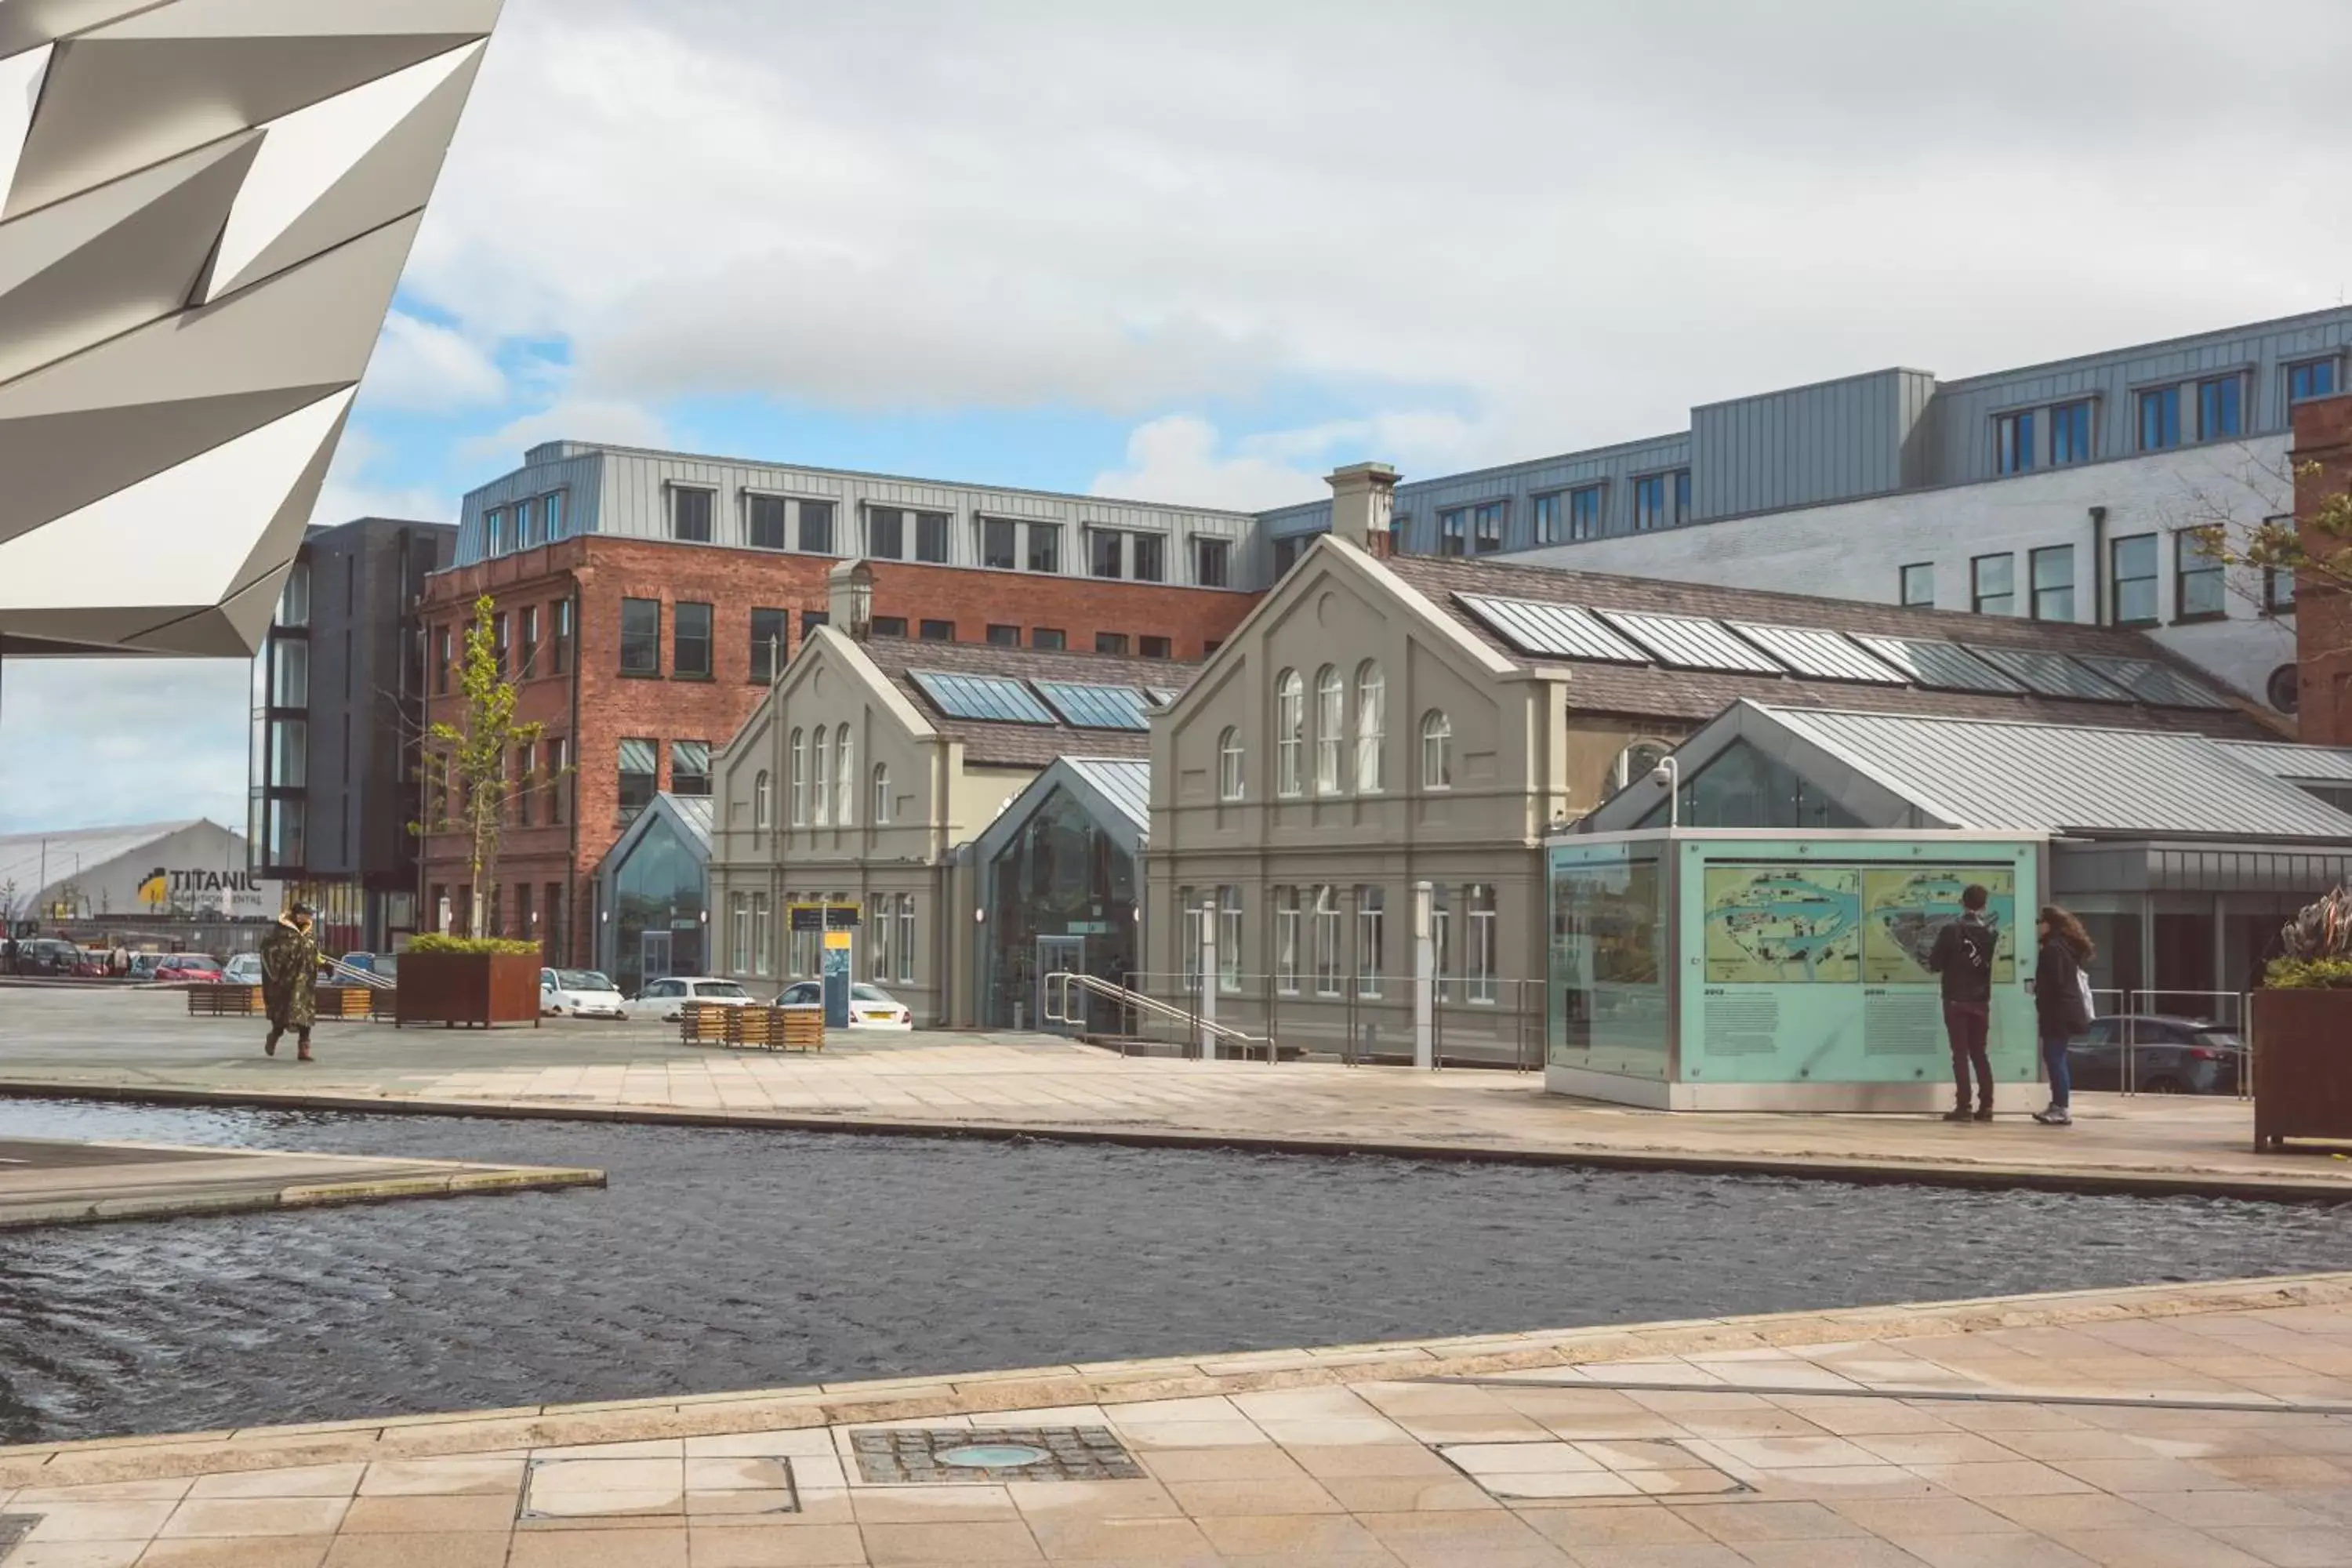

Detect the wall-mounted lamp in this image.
[1652,755,1681,831]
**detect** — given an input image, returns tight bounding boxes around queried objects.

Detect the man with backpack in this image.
[1928,884,1999,1122]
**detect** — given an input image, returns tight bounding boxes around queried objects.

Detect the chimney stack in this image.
[827,558,874,640]
[1327,463,1401,557]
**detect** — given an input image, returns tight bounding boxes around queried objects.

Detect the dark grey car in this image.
[2067,1014,2244,1094]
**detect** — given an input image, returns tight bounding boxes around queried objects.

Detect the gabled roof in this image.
[970,757,1152,869]
[1581,701,2352,842]
[1384,554,2285,742]
[1063,758,1151,833]
[0,820,214,897]
[855,637,1201,769]
[596,793,712,880]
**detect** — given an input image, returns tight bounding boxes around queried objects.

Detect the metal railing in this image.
[2118,989,2251,1101]
[1103,971,1543,1071]
[1041,971,1275,1059]
[322,956,395,991]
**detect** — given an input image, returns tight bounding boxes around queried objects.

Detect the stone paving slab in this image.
[2,1275,2348,1566]
[0,1134,604,1230]
[5,989,2349,1200]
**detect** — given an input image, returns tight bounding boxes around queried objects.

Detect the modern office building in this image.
[1258,307,2352,719]
[421,444,1254,964]
[249,516,455,953]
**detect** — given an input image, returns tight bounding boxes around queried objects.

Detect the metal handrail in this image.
[322,956,394,991]
[1042,971,1275,1055]
[2122,989,2250,1100]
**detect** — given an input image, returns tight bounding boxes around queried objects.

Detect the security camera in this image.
[1650,764,1675,787]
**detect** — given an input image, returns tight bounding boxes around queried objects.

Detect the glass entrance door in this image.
[641,930,673,989]
[1036,935,1084,1034]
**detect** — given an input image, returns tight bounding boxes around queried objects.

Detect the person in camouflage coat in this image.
[260,902,321,1061]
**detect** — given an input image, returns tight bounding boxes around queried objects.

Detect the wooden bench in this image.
[680,1003,824,1052]
[186,985,386,1020]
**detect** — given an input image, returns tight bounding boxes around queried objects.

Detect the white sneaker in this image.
[2032,1107,2072,1126]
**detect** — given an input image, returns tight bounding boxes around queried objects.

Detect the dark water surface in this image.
[1,1097,2345,1446]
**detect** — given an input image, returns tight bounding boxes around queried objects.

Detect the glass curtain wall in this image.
[983,787,1138,1029]
[609,813,706,995]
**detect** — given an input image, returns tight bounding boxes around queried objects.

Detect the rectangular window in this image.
[1996,410,2034,474]
[750,608,789,684]
[544,492,564,541]
[1672,469,1691,524]
[1196,537,1229,587]
[485,509,505,554]
[868,507,904,559]
[797,499,835,554]
[750,493,789,548]
[2030,545,2074,622]
[869,894,891,981]
[731,894,750,975]
[1900,562,1935,608]
[673,487,714,543]
[871,615,909,638]
[2138,386,2181,452]
[985,624,1020,647]
[2051,400,2093,465]
[673,601,713,678]
[1472,501,1504,554]
[1468,884,1497,1004]
[1568,485,1603,539]
[515,746,535,827]
[1138,635,1171,659]
[672,740,712,797]
[1178,888,1201,993]
[1272,536,1304,576]
[982,518,1018,570]
[1026,522,1060,573]
[492,611,509,676]
[620,597,660,675]
[520,605,540,678]
[553,600,572,675]
[514,497,537,549]
[2111,533,2159,625]
[2288,358,2339,403]
[803,609,829,637]
[1031,627,1066,651]
[1274,887,1299,995]
[1094,632,1129,656]
[1312,886,1340,997]
[1355,886,1384,999]
[2198,374,2244,441]
[2176,531,2226,620]
[918,619,953,641]
[434,627,450,695]
[1439,509,1466,557]
[1217,886,1243,996]
[546,880,565,957]
[1632,475,1668,532]
[2265,538,2299,612]
[889,895,909,985]
[619,739,656,824]
[545,737,567,826]
[1132,534,1165,583]
[753,894,772,979]
[1532,493,1562,543]
[1970,554,2015,615]
[915,511,950,563]
[1430,886,1451,1003]
[1089,528,1123,579]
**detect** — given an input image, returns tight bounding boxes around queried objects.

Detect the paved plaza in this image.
[0,989,2343,1197]
[0,1274,2347,1566]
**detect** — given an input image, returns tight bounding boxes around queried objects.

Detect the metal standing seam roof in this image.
[0,820,211,897]
[1062,758,1152,833]
[2219,741,2352,784]
[1758,708,2352,840]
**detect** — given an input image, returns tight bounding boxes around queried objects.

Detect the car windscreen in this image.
[2190,1029,2242,1047]
[695,982,751,998]
[851,984,895,1003]
[558,971,614,991]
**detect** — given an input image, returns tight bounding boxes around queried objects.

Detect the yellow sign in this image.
[823,931,853,951]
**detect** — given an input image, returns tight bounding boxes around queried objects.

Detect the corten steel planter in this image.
[2252,989,2352,1150]
[393,953,543,1029]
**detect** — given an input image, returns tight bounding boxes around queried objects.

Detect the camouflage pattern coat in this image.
[259,917,320,1031]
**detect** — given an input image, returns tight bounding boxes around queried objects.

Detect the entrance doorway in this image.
[641,930,673,988]
[1036,935,1084,1034]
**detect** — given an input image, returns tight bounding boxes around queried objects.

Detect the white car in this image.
[542,967,630,1019]
[637,975,756,1022]
[773,980,914,1031]
[223,953,263,985]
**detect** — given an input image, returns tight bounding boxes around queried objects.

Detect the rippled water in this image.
[1,1097,2344,1446]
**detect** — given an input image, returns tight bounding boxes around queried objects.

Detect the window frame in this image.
[1471,500,1505,554]
[672,601,714,680]
[1632,474,1668,532]
[1216,886,1243,996]
[1970,553,2016,616]
[1026,521,1060,574]
[2197,372,2245,441]
[1312,886,1341,997]
[1088,528,1123,579]
[1531,492,1562,544]
[1354,662,1385,795]
[2173,529,2227,622]
[1355,885,1384,999]
[873,763,893,826]
[750,608,789,684]
[2029,545,2074,622]
[2137,385,2182,452]
[1276,670,1304,797]
[867,506,905,560]
[1438,508,1467,557]
[2110,533,2160,626]
[1899,562,1935,609]
[2288,357,2339,404]
[1274,887,1300,995]
[746,493,789,551]
[1568,484,1603,540]
[619,597,662,677]
[797,499,837,554]
[1313,665,1345,796]
[980,517,1018,571]
[1217,727,1244,802]
[1995,409,2035,475]
[1132,533,1167,583]
[914,510,950,564]
[1421,710,1453,792]
[671,485,716,543]
[1195,536,1230,587]
[2050,399,2094,465]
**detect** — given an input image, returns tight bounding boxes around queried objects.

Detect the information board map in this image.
[1862,868,2017,985]
[1703,866,1861,984]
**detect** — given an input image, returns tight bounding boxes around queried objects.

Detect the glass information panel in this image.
[1548,844,1669,1081]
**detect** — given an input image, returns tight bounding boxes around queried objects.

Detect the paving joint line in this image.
[1434,1374,2352,1416]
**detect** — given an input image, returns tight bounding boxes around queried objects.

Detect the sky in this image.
[5,0,2352,833]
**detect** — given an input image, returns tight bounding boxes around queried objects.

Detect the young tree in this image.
[2176,450,2352,652]
[416,595,548,937]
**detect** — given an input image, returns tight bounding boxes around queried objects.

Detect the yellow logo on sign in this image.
[823,931,853,951]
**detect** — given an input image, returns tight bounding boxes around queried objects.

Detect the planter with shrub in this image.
[2252,888,2352,1151]
[393,935,543,1029]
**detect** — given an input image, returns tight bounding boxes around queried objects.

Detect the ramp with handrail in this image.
[1042,971,1277,1059]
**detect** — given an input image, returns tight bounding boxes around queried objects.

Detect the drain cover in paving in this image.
[852,1426,1145,1484]
[0,1515,37,1560]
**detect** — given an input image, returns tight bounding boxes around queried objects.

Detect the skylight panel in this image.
[1454,594,1647,662]
[1033,681,1152,730]
[1965,645,2135,702]
[1728,623,1904,684]
[2074,655,2232,710]
[1593,609,1787,674]
[908,670,1057,724]
[1851,636,2027,694]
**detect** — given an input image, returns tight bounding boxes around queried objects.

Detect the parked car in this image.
[772,980,914,1031]
[2068,1014,2244,1095]
[153,955,227,985]
[129,953,166,982]
[634,976,755,1022]
[223,953,263,985]
[11,938,81,975]
[542,967,629,1019]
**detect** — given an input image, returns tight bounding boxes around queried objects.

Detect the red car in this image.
[153,955,226,984]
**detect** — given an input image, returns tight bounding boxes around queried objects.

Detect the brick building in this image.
[2292,392,2352,746]
[419,522,1257,967]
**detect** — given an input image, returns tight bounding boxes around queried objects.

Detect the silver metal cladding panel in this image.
[1063,757,1152,833]
[1689,368,1926,521]
[2218,740,2352,784]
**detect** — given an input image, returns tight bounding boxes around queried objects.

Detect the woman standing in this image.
[2032,906,2096,1126]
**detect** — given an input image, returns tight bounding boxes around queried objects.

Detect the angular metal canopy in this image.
[0,0,503,657]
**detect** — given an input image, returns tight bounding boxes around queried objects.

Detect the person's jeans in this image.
[1944,1001,1993,1110]
[2041,1032,2073,1109]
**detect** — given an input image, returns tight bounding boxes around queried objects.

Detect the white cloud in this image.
[309,426,451,526]
[0,660,247,835]
[1093,412,1491,512]
[459,397,671,466]
[355,311,507,414]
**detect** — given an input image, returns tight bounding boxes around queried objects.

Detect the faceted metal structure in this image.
[0,0,503,657]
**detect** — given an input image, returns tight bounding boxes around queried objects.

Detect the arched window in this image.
[1276,670,1304,797]
[834,724,855,826]
[1314,666,1345,795]
[1354,662,1385,794]
[1613,740,1669,795]
[754,770,773,831]
[788,730,807,825]
[811,726,832,826]
[1421,710,1453,791]
[873,762,893,825]
[1217,727,1244,802]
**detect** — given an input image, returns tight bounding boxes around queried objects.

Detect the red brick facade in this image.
[2292,394,2352,746]
[418,535,1258,965]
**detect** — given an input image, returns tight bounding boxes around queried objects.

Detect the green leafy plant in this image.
[412,595,561,937]
[2265,956,2352,991]
[405,934,543,957]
